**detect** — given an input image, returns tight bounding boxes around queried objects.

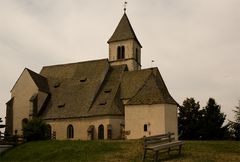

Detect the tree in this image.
[22,118,50,141]
[199,98,227,140]
[230,100,240,140]
[178,98,202,140]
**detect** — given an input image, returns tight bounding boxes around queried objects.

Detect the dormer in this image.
[108,13,142,71]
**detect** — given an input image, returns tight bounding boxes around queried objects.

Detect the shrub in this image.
[23,118,49,141]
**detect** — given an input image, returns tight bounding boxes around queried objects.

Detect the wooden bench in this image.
[142,133,184,162]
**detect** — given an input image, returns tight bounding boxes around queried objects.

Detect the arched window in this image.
[46,124,52,139]
[117,46,125,60]
[144,124,148,132]
[136,48,139,63]
[98,124,104,140]
[117,46,121,59]
[67,124,74,139]
[22,118,28,129]
[121,46,125,59]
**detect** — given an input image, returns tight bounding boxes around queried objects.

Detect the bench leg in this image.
[142,149,147,162]
[179,145,182,154]
[154,151,159,162]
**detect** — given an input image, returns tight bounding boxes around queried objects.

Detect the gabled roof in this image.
[26,68,49,93]
[126,72,177,105]
[11,68,49,93]
[107,13,142,47]
[121,68,153,99]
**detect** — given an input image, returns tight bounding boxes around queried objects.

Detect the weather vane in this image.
[124,1,127,13]
[151,60,154,68]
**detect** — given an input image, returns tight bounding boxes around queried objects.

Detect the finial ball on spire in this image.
[124,1,127,13]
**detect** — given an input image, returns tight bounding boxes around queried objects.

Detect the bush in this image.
[23,118,49,141]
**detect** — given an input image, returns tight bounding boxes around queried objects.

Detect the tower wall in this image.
[109,39,141,71]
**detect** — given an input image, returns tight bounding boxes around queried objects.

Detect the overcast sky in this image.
[0,0,240,126]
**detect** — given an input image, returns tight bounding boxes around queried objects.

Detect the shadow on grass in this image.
[143,150,184,162]
[159,154,183,161]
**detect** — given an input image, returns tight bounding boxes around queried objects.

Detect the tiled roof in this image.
[88,65,127,116]
[26,68,49,93]
[39,59,110,119]
[126,72,177,105]
[122,68,176,105]
[22,59,176,119]
[121,68,152,100]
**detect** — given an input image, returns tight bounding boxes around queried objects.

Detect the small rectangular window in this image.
[54,82,61,88]
[80,77,87,82]
[104,89,112,93]
[58,103,65,108]
[99,101,107,105]
[144,124,148,132]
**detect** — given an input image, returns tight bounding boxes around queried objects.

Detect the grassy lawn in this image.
[1,140,240,162]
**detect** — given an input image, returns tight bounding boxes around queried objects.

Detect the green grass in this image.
[1,140,240,162]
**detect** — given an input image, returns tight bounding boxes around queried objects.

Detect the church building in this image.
[5,12,178,140]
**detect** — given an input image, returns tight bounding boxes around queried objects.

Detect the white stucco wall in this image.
[165,104,178,139]
[124,104,178,139]
[45,116,124,140]
[11,69,38,135]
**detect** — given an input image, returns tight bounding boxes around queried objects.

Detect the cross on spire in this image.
[124,1,127,13]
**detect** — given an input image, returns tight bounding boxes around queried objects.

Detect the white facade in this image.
[45,116,124,140]
[125,104,178,139]
[10,69,39,135]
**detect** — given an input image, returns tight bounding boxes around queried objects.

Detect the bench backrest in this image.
[143,132,176,148]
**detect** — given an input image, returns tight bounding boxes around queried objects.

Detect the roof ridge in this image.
[154,70,178,104]
[108,63,128,111]
[41,59,108,69]
[26,68,49,91]
[87,66,111,112]
[87,65,125,115]
[108,84,123,114]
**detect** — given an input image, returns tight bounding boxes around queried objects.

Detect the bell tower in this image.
[107,12,142,71]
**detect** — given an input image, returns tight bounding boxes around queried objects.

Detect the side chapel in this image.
[5,11,178,140]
